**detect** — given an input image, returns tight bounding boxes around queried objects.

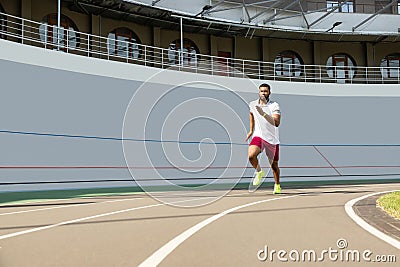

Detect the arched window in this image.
[168,38,199,66]
[326,53,356,82]
[380,53,400,78]
[107,27,141,59]
[274,50,303,77]
[0,4,6,39]
[39,14,80,50]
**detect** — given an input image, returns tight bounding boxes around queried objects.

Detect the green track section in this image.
[1,178,399,205]
[377,191,400,219]
[0,187,144,205]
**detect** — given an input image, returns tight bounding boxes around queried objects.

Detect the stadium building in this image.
[0,0,400,192]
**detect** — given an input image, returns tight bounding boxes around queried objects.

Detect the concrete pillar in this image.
[262,38,271,77]
[365,42,376,79]
[210,35,216,56]
[313,40,321,65]
[90,14,100,57]
[20,0,32,20]
[365,42,375,67]
[91,14,100,35]
[233,35,237,59]
[262,37,270,62]
[312,41,323,80]
[152,27,161,66]
[153,26,161,47]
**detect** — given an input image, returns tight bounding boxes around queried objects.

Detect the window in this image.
[341,1,354,13]
[327,1,354,13]
[274,51,303,77]
[168,38,199,66]
[0,4,5,39]
[39,14,79,50]
[107,28,141,59]
[326,54,356,82]
[327,1,339,12]
[397,1,400,14]
[380,53,400,78]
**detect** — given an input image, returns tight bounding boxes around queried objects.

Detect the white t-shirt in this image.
[249,99,280,144]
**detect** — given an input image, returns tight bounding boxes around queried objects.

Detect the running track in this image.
[0,183,399,266]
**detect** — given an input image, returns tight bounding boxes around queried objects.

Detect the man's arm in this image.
[269,113,281,127]
[255,106,281,127]
[245,112,255,141]
[261,113,280,127]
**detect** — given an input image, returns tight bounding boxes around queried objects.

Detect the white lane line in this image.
[0,194,143,207]
[0,190,253,217]
[0,197,144,216]
[344,190,400,250]
[0,202,164,241]
[0,195,223,241]
[139,195,297,267]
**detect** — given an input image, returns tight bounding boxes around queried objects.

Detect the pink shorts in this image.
[249,136,279,161]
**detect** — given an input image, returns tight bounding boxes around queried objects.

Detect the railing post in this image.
[126,42,129,63]
[350,67,353,84]
[56,25,60,51]
[44,24,47,49]
[334,66,337,83]
[178,50,181,71]
[66,29,69,53]
[319,65,322,83]
[87,34,90,57]
[21,19,24,44]
[144,45,147,66]
[107,40,110,60]
[161,48,164,68]
[211,56,213,75]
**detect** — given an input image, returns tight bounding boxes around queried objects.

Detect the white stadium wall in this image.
[1,39,399,192]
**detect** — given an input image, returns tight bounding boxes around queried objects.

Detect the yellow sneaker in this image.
[273,184,281,194]
[252,170,265,186]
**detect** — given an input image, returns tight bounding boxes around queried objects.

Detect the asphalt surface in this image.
[0,183,399,266]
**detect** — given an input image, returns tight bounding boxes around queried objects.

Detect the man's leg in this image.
[248,145,261,172]
[271,160,281,194]
[248,145,265,186]
[271,160,280,185]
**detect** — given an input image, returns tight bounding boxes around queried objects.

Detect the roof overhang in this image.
[63,0,400,42]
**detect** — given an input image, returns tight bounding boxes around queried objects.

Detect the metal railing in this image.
[0,11,399,84]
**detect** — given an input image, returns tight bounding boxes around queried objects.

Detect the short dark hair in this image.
[259,83,271,90]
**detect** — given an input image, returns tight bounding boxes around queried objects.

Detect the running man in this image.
[245,83,281,194]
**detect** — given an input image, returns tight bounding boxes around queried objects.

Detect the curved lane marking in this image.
[0,202,165,241]
[0,198,144,216]
[345,190,400,250]
[0,192,250,240]
[139,195,297,267]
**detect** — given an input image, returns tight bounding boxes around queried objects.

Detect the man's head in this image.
[259,83,271,102]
